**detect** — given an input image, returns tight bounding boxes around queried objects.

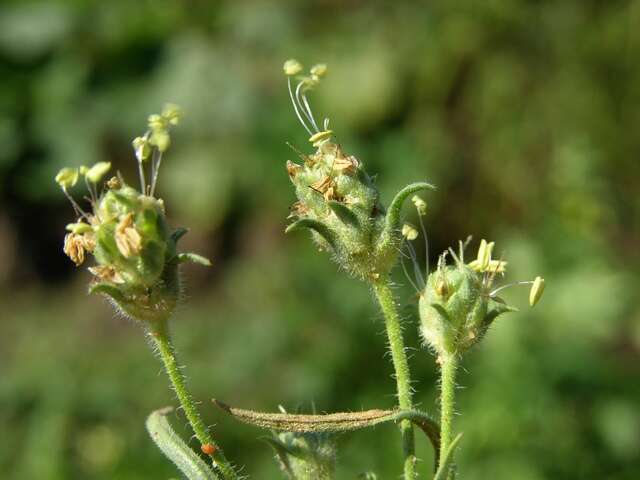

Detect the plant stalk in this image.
[372,278,417,479]
[438,353,459,473]
[150,320,237,480]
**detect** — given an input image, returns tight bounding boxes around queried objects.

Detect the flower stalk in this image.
[372,277,416,480]
[438,354,458,473]
[150,319,238,480]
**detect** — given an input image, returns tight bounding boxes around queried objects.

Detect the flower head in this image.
[55,104,210,323]
[418,239,544,358]
[283,61,434,281]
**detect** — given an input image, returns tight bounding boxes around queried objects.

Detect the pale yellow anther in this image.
[411,195,427,216]
[132,136,151,161]
[86,162,112,183]
[148,113,166,131]
[402,223,419,241]
[161,103,182,125]
[150,129,171,152]
[115,213,142,258]
[309,130,333,146]
[66,222,93,234]
[283,59,303,76]
[310,63,327,78]
[55,167,79,189]
[529,276,545,306]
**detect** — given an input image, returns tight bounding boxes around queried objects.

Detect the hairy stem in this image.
[372,278,417,479]
[438,353,459,475]
[150,321,237,480]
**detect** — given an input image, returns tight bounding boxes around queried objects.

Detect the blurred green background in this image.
[1,1,639,479]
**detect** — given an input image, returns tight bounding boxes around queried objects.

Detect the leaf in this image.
[146,407,220,480]
[171,228,189,243]
[327,200,359,227]
[433,433,463,480]
[285,219,338,250]
[380,182,435,247]
[213,400,440,465]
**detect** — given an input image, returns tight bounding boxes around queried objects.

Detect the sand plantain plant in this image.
[56,104,237,480]
[57,64,545,480]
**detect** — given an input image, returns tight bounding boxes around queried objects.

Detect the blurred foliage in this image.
[1,0,639,479]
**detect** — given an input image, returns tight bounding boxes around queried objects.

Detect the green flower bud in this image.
[55,167,79,189]
[419,246,516,358]
[86,162,112,183]
[269,430,336,480]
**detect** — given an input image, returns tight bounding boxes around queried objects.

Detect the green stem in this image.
[372,278,417,479]
[150,320,237,480]
[438,353,459,473]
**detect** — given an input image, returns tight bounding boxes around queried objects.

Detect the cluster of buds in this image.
[56,104,210,323]
[418,238,545,359]
[283,60,433,281]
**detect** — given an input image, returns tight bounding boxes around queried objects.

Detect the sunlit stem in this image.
[439,353,459,474]
[288,77,313,135]
[489,280,534,297]
[372,277,417,479]
[150,319,238,480]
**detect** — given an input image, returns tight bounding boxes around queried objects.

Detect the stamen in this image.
[62,188,91,222]
[489,280,533,298]
[400,247,420,293]
[150,148,163,197]
[297,83,320,132]
[417,213,429,276]
[406,240,425,289]
[287,77,313,135]
[295,81,320,133]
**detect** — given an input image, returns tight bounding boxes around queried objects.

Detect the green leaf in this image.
[384,182,435,238]
[285,219,338,250]
[327,200,359,227]
[213,400,440,465]
[146,407,220,480]
[433,433,463,480]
